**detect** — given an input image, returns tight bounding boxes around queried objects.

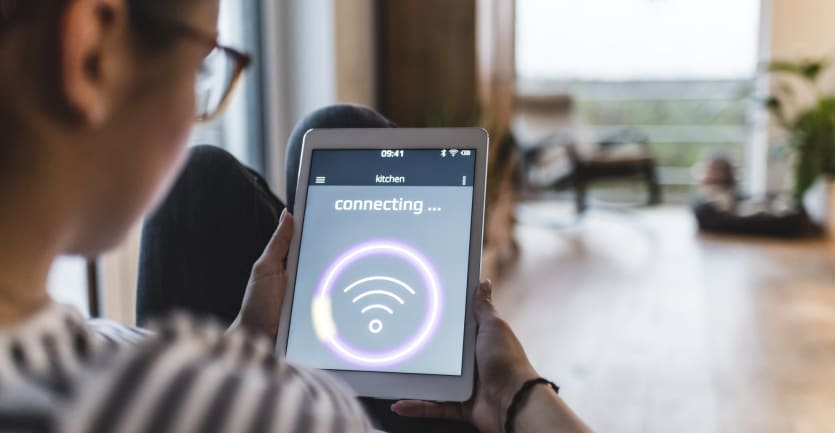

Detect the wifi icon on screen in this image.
[344,276,416,334]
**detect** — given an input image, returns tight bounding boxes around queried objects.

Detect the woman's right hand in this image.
[392,280,540,433]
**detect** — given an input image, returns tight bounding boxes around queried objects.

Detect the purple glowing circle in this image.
[313,240,443,367]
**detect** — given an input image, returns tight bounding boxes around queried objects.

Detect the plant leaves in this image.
[768,58,829,83]
[764,96,781,111]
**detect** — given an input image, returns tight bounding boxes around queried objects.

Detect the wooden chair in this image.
[522,128,662,214]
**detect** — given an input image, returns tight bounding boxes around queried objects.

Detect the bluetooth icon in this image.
[441,149,447,158]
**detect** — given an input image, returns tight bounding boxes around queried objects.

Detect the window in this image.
[517,0,761,82]
[47,256,90,316]
[516,0,763,188]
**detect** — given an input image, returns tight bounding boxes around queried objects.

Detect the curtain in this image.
[477,0,516,141]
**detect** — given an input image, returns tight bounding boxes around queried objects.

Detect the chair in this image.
[522,127,662,214]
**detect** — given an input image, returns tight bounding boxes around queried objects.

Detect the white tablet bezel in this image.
[275,128,489,402]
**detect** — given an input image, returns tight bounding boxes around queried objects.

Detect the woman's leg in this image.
[136,144,285,325]
[284,104,396,211]
[137,105,396,325]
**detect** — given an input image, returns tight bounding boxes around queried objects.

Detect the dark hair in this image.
[0,0,192,179]
[127,1,197,49]
[0,0,190,45]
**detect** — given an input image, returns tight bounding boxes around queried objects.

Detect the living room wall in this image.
[764,0,835,192]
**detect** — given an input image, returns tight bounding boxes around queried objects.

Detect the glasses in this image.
[195,44,251,122]
[155,19,252,122]
[0,2,251,122]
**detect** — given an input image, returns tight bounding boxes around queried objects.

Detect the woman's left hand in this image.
[229,210,294,342]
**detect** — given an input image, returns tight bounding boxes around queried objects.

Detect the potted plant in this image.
[766,58,835,226]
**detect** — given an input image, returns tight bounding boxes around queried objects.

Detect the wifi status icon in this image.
[344,276,416,334]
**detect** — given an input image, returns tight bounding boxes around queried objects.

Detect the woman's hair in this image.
[128,1,200,49]
[0,0,192,46]
[0,0,193,180]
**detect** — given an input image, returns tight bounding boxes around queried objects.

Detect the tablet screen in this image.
[286,148,476,376]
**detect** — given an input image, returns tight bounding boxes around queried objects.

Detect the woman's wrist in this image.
[511,385,564,433]
[502,378,560,433]
[510,384,592,433]
[495,370,540,430]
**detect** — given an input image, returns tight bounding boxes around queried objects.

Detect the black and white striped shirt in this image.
[0,303,374,433]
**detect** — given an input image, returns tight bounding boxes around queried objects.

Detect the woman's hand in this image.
[391,280,540,433]
[229,210,294,342]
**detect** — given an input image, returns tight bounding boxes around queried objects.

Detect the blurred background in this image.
[49,0,835,432]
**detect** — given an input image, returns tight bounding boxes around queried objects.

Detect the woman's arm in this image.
[392,281,592,433]
[510,385,591,433]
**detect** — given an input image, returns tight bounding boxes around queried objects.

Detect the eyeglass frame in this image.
[1,1,252,122]
[154,19,252,122]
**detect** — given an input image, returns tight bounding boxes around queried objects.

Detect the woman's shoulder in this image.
[65,311,373,433]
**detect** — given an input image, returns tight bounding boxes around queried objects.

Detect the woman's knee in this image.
[185,144,241,179]
[152,145,246,214]
[294,104,395,132]
[284,105,395,211]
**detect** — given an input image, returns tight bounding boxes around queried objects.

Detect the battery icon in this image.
[461,150,472,156]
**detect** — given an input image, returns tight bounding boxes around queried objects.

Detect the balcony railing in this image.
[517,79,756,187]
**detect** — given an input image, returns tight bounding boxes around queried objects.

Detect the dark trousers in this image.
[137,105,478,433]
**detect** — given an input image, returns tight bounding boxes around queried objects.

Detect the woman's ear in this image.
[59,0,126,126]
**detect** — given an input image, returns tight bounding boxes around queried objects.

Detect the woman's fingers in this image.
[269,210,294,262]
[234,210,294,340]
[472,280,497,325]
[253,210,294,275]
[390,400,467,421]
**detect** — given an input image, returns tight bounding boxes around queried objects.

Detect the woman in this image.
[0,1,591,432]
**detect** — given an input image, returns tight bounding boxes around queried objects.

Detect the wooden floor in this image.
[494,205,835,433]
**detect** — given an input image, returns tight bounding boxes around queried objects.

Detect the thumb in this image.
[473,280,497,325]
[255,210,294,272]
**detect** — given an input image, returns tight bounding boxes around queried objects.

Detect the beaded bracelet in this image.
[504,378,560,433]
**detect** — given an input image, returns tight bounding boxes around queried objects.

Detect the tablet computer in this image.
[275,128,489,401]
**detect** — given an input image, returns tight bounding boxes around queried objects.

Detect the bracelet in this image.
[504,378,560,433]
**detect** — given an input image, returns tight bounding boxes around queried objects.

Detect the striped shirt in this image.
[0,303,374,433]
